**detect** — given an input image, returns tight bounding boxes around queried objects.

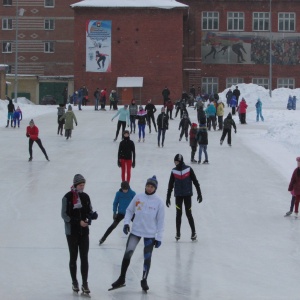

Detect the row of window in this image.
[2,18,55,30]
[3,0,54,7]
[2,41,54,53]
[202,77,295,93]
[203,11,295,31]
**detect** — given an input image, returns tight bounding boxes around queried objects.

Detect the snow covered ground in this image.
[0,83,299,300]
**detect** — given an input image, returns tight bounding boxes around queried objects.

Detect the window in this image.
[2,41,12,53]
[202,12,219,30]
[2,18,12,30]
[277,78,295,89]
[226,78,244,88]
[44,42,54,53]
[44,0,54,7]
[3,0,12,5]
[278,13,295,31]
[202,77,218,94]
[227,12,244,31]
[45,19,55,30]
[252,78,269,89]
[253,12,270,31]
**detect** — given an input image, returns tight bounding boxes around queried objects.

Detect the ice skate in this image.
[175,234,180,241]
[220,140,223,145]
[72,281,79,293]
[141,279,149,292]
[81,282,90,296]
[191,232,197,241]
[198,160,201,164]
[284,211,293,217]
[113,138,117,142]
[203,160,209,164]
[228,144,232,147]
[109,276,126,291]
[294,212,298,218]
[99,238,105,245]
[28,157,32,162]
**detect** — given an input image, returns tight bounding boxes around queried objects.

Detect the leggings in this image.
[120,159,132,183]
[29,138,48,158]
[102,214,125,241]
[138,124,145,139]
[175,196,196,235]
[120,233,155,280]
[115,121,126,139]
[66,234,89,284]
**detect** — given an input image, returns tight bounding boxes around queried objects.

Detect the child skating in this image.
[288,157,300,217]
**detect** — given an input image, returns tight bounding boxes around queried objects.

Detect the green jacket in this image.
[60,111,77,130]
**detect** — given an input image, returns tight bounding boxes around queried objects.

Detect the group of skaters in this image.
[4,96,23,128]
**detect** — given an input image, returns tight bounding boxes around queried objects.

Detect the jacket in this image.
[239,99,248,113]
[196,127,208,145]
[145,103,157,115]
[112,107,130,123]
[118,137,135,161]
[136,110,147,125]
[113,188,136,215]
[179,117,191,130]
[26,125,39,141]
[156,112,169,130]
[217,103,224,116]
[189,127,198,147]
[60,111,77,130]
[223,115,236,130]
[288,168,300,196]
[165,100,174,110]
[205,104,216,116]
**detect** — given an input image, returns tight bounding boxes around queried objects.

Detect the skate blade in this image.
[81,292,91,298]
[108,284,126,291]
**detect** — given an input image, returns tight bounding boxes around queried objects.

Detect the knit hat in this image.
[124,104,128,108]
[174,154,183,162]
[139,105,143,110]
[29,119,34,125]
[161,107,165,112]
[296,157,300,162]
[146,175,158,189]
[123,130,130,135]
[121,181,130,190]
[191,123,197,128]
[73,174,86,187]
[68,104,72,111]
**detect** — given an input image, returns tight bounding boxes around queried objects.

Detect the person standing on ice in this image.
[156,106,169,147]
[61,174,98,295]
[288,157,300,217]
[111,104,130,142]
[166,154,202,241]
[110,176,165,292]
[255,98,264,122]
[26,119,49,161]
[5,96,15,128]
[99,181,136,245]
[59,105,77,140]
[220,113,237,147]
[117,130,135,183]
[136,105,147,142]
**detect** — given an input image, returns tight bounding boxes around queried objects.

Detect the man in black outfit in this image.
[145,99,157,133]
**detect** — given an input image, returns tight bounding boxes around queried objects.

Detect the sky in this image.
[0,83,300,300]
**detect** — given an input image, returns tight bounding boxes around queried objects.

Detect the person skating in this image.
[166,154,202,241]
[288,157,300,217]
[136,106,147,142]
[216,100,224,130]
[112,104,130,141]
[61,174,98,295]
[129,99,138,134]
[57,104,66,135]
[59,105,78,140]
[156,107,169,147]
[178,113,191,141]
[13,106,22,128]
[196,124,209,164]
[99,181,136,245]
[145,99,157,133]
[238,97,248,124]
[285,195,295,217]
[189,123,198,163]
[117,130,135,183]
[165,98,174,120]
[220,113,237,147]
[255,98,264,122]
[205,102,217,131]
[230,95,238,115]
[26,119,49,161]
[110,176,165,292]
[6,96,15,128]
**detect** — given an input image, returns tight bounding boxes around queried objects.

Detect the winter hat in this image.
[121,181,130,190]
[124,104,128,108]
[161,107,165,112]
[139,105,143,110]
[123,130,130,135]
[217,100,221,104]
[73,174,86,187]
[68,104,72,111]
[296,157,300,162]
[146,175,158,189]
[174,154,184,163]
[29,119,34,125]
[192,123,197,128]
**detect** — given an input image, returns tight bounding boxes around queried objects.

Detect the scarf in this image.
[71,185,82,209]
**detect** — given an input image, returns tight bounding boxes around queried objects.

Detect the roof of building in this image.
[70,0,188,9]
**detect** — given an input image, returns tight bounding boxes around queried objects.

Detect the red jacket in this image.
[288,168,300,195]
[165,100,174,110]
[26,125,39,141]
[239,99,248,113]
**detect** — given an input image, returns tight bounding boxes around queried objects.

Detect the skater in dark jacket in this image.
[166,154,202,241]
[156,107,169,147]
[197,105,207,125]
[57,104,66,135]
[118,130,135,183]
[6,97,15,128]
[129,99,138,134]
[288,157,300,217]
[61,174,98,295]
[196,124,209,164]
[189,123,198,163]
[178,114,191,141]
[145,99,157,133]
[220,113,237,146]
[99,181,136,244]
[111,176,165,292]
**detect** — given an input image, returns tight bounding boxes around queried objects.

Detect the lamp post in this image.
[14,0,24,103]
[269,0,272,98]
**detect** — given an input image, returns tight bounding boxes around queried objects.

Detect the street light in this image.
[14,0,25,103]
[269,0,272,98]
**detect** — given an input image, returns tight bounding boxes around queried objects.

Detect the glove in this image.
[235,130,237,134]
[118,160,121,167]
[166,198,171,207]
[113,213,117,220]
[132,161,135,168]
[111,118,113,122]
[197,194,202,203]
[123,224,130,235]
[26,133,30,137]
[154,240,161,248]
[91,211,98,220]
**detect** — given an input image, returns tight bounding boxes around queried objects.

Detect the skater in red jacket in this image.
[288,157,300,217]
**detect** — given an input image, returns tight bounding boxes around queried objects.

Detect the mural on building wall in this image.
[86,20,112,72]
[202,31,300,65]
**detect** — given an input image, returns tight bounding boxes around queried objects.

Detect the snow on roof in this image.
[70,0,188,9]
[117,77,143,87]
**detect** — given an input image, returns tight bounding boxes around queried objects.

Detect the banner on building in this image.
[86,20,111,72]
[202,31,300,65]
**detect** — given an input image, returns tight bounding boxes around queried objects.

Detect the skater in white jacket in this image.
[110,175,165,292]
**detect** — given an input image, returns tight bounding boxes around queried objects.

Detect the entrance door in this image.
[120,87,133,105]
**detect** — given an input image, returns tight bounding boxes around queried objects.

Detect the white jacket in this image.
[124,192,165,241]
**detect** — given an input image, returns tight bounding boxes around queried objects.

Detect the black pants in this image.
[218,116,223,130]
[175,196,196,235]
[240,113,246,124]
[115,121,126,139]
[130,116,136,133]
[220,128,232,145]
[101,214,125,241]
[29,138,48,158]
[207,116,216,130]
[167,109,173,119]
[147,114,157,131]
[66,234,89,284]
[179,128,188,139]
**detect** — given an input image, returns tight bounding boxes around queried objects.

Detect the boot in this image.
[111,275,125,288]
[5,120,9,128]
[141,279,149,291]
